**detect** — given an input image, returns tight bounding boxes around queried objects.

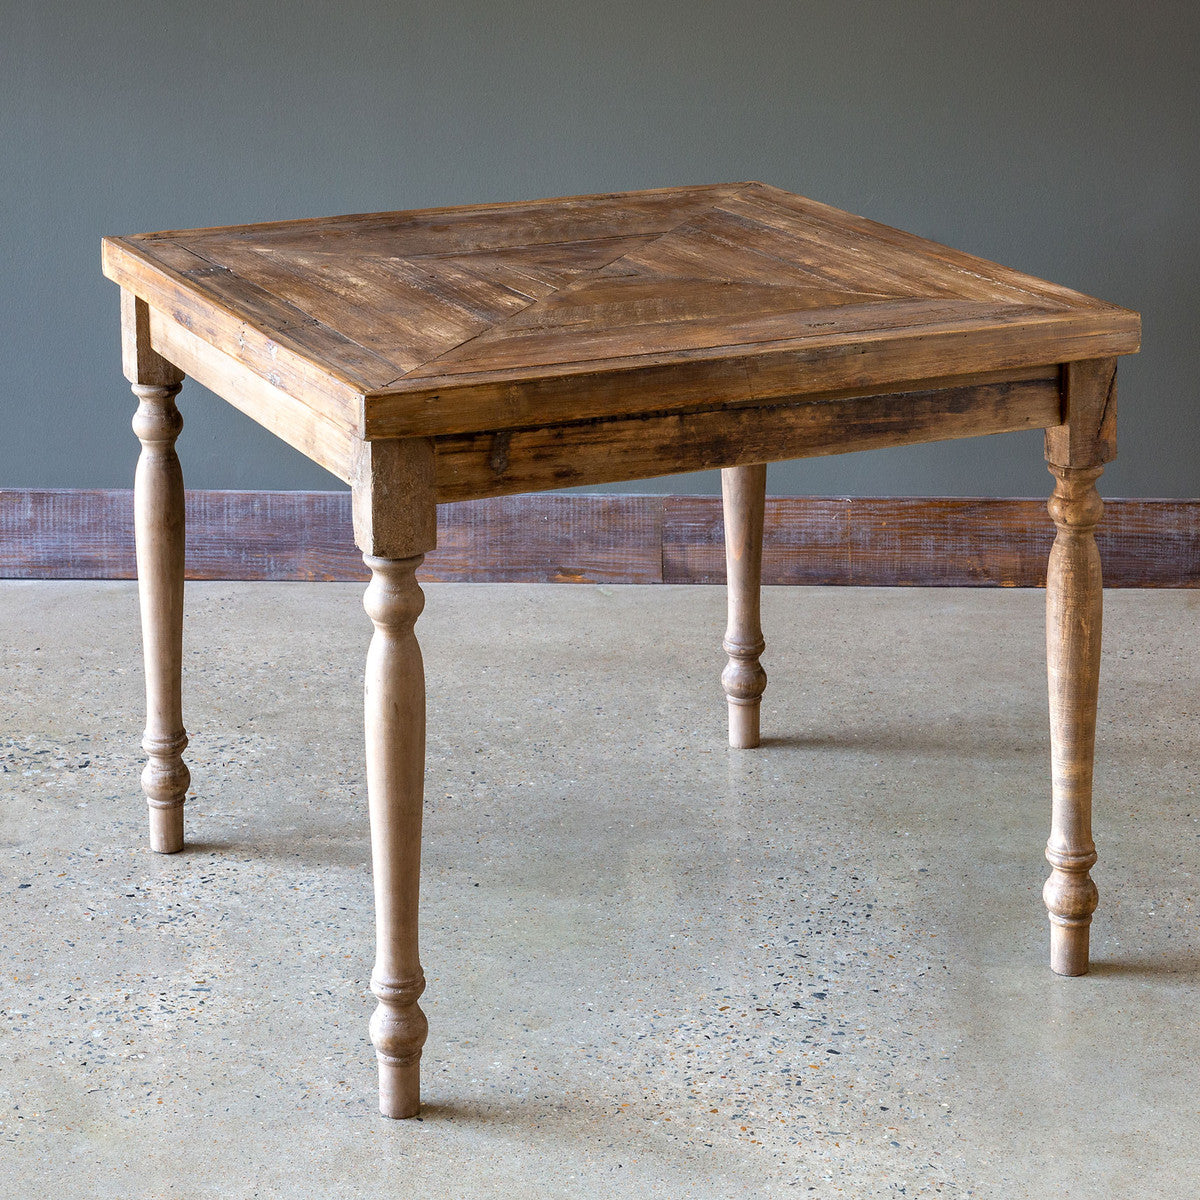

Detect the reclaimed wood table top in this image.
[102,183,1140,498]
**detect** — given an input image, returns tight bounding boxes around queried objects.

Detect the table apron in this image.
[148,308,358,484]
[431,372,1063,502]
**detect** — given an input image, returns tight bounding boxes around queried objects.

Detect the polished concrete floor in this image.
[1,581,1197,1198]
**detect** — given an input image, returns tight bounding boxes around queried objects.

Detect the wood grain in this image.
[1042,465,1104,975]
[3,490,1196,586]
[363,317,1137,439]
[362,553,430,1117]
[721,465,768,748]
[121,292,184,389]
[129,383,189,854]
[102,183,1140,441]
[1045,357,1118,469]
[350,438,437,559]
[432,375,1062,501]
[665,494,1200,587]
[147,310,357,482]
[428,493,663,583]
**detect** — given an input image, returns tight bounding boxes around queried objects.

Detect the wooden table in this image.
[102,183,1140,1118]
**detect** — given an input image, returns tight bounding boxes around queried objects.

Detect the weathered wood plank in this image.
[1,490,1196,587]
[171,184,745,256]
[0,491,664,584]
[432,376,1062,502]
[428,493,663,583]
[663,495,1200,587]
[147,310,357,483]
[1045,357,1118,469]
[103,183,1140,441]
[0,490,360,580]
[403,296,1051,378]
[726,185,1120,311]
[102,237,376,413]
[366,318,1136,438]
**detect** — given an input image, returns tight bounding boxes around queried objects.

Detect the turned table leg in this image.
[721,464,768,748]
[1042,358,1117,975]
[124,293,189,854]
[352,438,437,1117]
[363,554,430,1117]
[1044,464,1103,975]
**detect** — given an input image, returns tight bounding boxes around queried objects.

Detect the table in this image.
[101,183,1140,1118]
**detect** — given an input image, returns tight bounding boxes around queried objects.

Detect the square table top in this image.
[102,182,1140,440]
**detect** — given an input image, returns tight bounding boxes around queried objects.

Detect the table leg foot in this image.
[142,744,188,854]
[371,974,427,1119]
[1044,463,1103,976]
[1048,919,1092,978]
[149,809,185,855]
[377,1059,422,1120]
[363,553,430,1117]
[721,464,767,749]
[132,380,189,855]
[726,699,761,751]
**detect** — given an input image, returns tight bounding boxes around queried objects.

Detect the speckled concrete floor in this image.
[1,581,1197,1198]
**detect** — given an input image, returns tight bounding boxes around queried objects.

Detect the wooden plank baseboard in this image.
[664,496,1200,587]
[1,489,1196,586]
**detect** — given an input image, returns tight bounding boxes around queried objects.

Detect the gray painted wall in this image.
[4,1,1196,497]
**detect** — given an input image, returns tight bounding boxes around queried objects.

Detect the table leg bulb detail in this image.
[132,382,189,854]
[363,553,430,1118]
[370,972,429,1118]
[140,733,190,854]
[1044,464,1104,976]
[721,464,768,749]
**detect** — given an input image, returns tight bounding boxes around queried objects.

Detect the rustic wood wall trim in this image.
[1,489,1196,587]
